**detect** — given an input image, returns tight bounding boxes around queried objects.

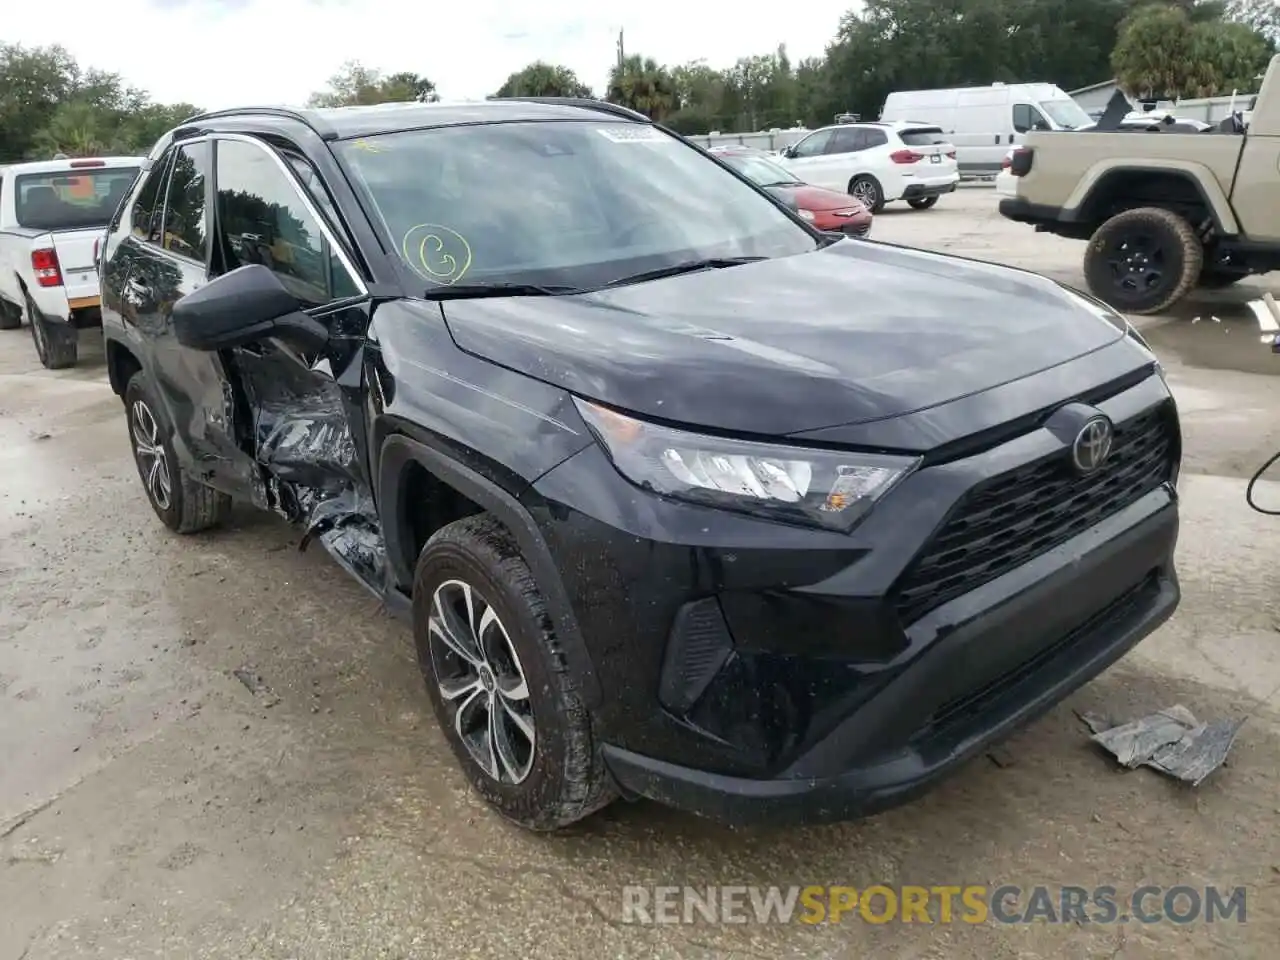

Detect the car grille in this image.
[842,222,871,238]
[895,401,1176,626]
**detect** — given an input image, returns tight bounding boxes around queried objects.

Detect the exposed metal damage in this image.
[237,347,388,598]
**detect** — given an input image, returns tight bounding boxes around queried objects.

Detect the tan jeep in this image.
[1000,54,1280,315]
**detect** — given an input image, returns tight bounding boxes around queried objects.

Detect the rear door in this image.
[128,138,263,501]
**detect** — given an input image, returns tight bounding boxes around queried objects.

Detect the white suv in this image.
[776,122,960,213]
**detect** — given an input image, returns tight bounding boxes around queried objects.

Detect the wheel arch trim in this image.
[1063,161,1238,234]
[378,433,601,708]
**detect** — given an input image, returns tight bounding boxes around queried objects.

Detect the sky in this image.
[9,0,855,110]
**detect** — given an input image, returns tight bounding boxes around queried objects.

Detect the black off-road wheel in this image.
[848,175,885,213]
[1084,207,1203,315]
[907,195,939,210]
[29,304,78,369]
[0,300,21,330]
[412,515,616,831]
[124,370,231,533]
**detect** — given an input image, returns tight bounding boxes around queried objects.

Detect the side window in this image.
[161,142,211,261]
[863,129,889,149]
[827,128,864,154]
[129,149,173,242]
[791,129,833,158]
[1013,104,1049,133]
[214,138,361,307]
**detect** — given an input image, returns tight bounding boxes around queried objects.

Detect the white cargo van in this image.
[879,82,1093,174]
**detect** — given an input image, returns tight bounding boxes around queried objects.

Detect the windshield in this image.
[716,153,800,187]
[335,121,818,291]
[15,167,140,231]
[1039,99,1092,130]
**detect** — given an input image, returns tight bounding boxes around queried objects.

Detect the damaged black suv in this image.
[100,99,1181,830]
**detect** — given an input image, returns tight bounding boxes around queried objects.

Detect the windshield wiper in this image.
[762,180,802,187]
[423,282,581,300]
[601,256,765,289]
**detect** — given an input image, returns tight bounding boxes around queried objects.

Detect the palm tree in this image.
[607,55,678,121]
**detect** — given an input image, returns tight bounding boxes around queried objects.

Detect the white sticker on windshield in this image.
[597,127,668,143]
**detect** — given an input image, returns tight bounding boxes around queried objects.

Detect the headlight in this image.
[797,208,816,221]
[575,399,919,532]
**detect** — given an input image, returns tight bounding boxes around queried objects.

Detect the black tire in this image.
[413,514,615,831]
[848,175,885,214]
[29,304,78,369]
[907,196,939,210]
[123,370,231,533]
[0,300,21,330]
[1083,207,1203,315]
[1197,267,1249,289]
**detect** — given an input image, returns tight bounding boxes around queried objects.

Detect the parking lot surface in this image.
[2,188,1279,959]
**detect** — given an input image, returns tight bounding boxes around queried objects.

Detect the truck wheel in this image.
[907,196,939,210]
[412,514,615,831]
[29,308,78,369]
[849,175,885,213]
[124,370,231,533]
[1084,207,1203,315]
[0,301,21,330]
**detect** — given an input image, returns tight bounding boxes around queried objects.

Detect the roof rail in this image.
[177,106,338,140]
[493,97,650,123]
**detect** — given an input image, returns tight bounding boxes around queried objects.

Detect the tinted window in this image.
[130,150,172,242]
[161,143,210,261]
[863,129,889,148]
[1013,104,1050,133]
[790,130,833,158]
[827,128,864,153]
[899,127,947,146]
[15,166,141,231]
[214,138,360,306]
[336,121,818,292]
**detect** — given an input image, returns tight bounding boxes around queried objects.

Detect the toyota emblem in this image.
[1072,416,1113,474]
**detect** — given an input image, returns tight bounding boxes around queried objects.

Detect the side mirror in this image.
[172,264,328,353]
[780,145,796,159]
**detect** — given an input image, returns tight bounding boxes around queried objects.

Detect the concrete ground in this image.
[2,188,1280,959]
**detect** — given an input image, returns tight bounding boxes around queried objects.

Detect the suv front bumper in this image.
[600,493,1176,825]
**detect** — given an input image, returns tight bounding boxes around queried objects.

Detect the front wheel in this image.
[413,515,616,831]
[1083,207,1203,316]
[907,196,939,210]
[124,370,231,533]
[848,175,885,214]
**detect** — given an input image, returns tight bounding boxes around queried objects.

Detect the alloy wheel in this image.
[130,399,173,511]
[428,579,536,785]
[851,179,878,207]
[1104,232,1166,298]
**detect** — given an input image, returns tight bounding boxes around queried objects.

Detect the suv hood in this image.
[440,241,1126,439]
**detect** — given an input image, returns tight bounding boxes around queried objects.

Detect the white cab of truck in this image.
[0,156,143,368]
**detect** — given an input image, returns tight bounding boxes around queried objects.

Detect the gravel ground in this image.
[2,187,1279,959]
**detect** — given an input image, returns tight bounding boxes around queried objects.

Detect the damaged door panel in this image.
[227,302,386,597]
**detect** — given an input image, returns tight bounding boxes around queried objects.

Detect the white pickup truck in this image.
[0,156,144,368]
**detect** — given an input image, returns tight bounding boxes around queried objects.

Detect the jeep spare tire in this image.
[1083,207,1203,316]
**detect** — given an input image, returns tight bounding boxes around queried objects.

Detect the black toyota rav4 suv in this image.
[99,98,1181,830]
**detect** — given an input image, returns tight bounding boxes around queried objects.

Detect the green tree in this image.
[1226,0,1280,42]
[1112,3,1270,96]
[0,43,79,159]
[307,61,438,107]
[607,55,678,121]
[493,62,592,98]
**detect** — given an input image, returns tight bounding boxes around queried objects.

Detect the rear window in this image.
[898,127,948,146]
[14,167,140,231]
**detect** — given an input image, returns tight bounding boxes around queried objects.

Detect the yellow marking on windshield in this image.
[401,224,473,285]
[351,139,387,153]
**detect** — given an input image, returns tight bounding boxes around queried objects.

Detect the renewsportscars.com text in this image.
[621,884,1247,925]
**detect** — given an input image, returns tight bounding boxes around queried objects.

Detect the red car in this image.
[709,145,873,237]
